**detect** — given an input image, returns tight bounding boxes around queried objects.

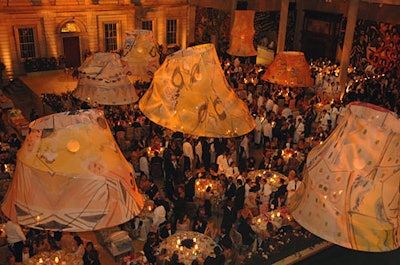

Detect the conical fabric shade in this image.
[121,30,160,82]
[262,51,313,87]
[288,102,399,252]
[73,52,138,105]
[1,109,144,231]
[139,43,255,138]
[227,10,257,57]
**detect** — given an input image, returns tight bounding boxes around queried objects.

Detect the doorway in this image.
[63,36,81,68]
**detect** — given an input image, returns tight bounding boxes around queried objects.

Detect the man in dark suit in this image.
[221,200,236,233]
[159,220,175,239]
[184,170,196,202]
[233,178,245,215]
[225,176,236,201]
[145,179,159,201]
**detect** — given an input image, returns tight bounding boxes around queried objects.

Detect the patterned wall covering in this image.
[350,19,399,76]
[254,9,296,51]
[195,7,296,55]
[194,7,231,53]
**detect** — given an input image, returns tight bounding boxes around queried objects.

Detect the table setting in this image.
[247,170,288,192]
[25,249,83,265]
[157,231,217,265]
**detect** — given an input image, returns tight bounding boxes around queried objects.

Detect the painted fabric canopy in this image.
[1,109,144,231]
[262,51,313,87]
[139,43,256,138]
[73,52,138,105]
[227,10,257,57]
[121,29,160,82]
[289,102,399,252]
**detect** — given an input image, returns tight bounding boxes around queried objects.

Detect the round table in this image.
[26,249,83,265]
[195,179,223,199]
[247,170,288,192]
[158,231,218,265]
[251,206,292,235]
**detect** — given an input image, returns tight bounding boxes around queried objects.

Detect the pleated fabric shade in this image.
[73,52,138,105]
[227,10,257,57]
[139,43,255,138]
[262,51,313,87]
[1,109,144,231]
[121,30,160,82]
[288,102,400,252]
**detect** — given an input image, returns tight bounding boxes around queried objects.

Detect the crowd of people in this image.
[2,216,101,265]
[0,51,398,265]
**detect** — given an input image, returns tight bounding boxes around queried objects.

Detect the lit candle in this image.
[277,212,281,218]
[39,258,43,263]
[55,257,59,264]
[257,218,261,224]
[179,246,183,251]
[195,244,199,250]
[193,238,196,243]
[177,239,181,244]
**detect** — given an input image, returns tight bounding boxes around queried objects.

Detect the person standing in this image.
[4,218,26,264]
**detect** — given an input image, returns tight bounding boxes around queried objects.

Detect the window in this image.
[166,19,177,45]
[104,23,118,51]
[142,20,153,31]
[18,28,36,59]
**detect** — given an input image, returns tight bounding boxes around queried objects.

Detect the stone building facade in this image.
[0,0,196,78]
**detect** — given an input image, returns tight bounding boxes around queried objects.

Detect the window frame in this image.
[141,20,153,32]
[104,22,119,52]
[15,26,38,61]
[166,18,178,47]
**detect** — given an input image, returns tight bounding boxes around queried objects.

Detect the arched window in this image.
[60,22,81,33]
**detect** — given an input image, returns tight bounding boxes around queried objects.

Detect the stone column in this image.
[277,0,289,53]
[293,0,304,51]
[339,0,359,98]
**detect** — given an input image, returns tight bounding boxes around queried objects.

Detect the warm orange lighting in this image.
[139,43,255,137]
[121,30,160,82]
[227,10,257,57]
[73,52,138,105]
[262,51,313,87]
[289,102,400,252]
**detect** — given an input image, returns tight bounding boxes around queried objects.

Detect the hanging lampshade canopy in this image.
[288,102,400,252]
[121,29,160,82]
[73,52,139,105]
[1,109,144,231]
[139,43,255,138]
[262,51,313,87]
[227,10,257,57]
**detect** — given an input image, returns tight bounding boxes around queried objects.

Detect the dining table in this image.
[251,206,293,236]
[25,249,83,265]
[247,170,288,192]
[157,231,218,265]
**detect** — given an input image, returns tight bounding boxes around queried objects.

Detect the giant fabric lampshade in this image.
[288,102,399,252]
[73,52,138,105]
[121,30,160,82]
[262,51,313,87]
[139,43,255,137]
[1,109,144,231]
[227,10,257,57]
